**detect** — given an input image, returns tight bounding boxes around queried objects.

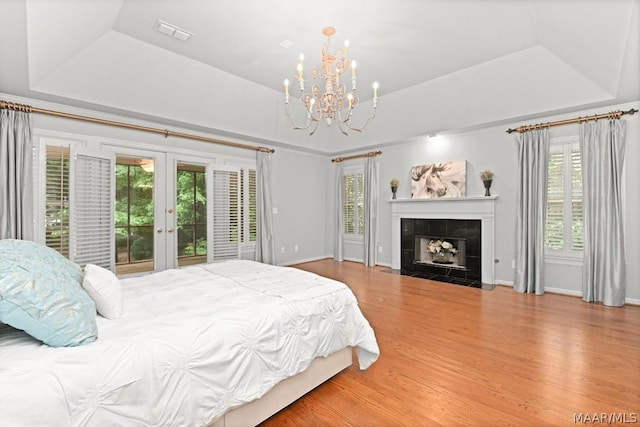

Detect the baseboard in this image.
[544,287,582,297]
[495,280,513,287]
[495,280,639,305]
[279,255,333,267]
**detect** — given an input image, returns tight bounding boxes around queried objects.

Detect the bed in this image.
[0,241,379,427]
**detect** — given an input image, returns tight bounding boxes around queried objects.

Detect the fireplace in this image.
[401,218,481,287]
[390,196,496,286]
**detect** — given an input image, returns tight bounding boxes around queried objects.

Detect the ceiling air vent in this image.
[154,20,193,41]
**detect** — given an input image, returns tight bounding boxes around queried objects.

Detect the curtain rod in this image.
[331,150,382,163]
[0,100,275,153]
[506,108,638,134]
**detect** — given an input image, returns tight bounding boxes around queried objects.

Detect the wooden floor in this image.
[261,259,640,426]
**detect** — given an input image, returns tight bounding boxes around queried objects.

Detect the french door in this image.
[109,148,240,275]
[111,148,168,274]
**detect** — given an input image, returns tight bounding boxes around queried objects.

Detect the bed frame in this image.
[207,347,353,427]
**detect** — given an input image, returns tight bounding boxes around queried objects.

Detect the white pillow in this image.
[82,264,123,319]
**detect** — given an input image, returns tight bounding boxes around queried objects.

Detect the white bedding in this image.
[0,260,379,426]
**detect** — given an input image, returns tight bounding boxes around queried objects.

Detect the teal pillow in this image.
[0,239,97,347]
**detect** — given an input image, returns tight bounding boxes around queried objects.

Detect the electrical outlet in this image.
[294,244,299,252]
[280,246,285,253]
[378,246,383,253]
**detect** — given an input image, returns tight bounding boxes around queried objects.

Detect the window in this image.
[232,167,257,244]
[115,157,155,273]
[42,140,115,269]
[45,145,70,257]
[176,163,207,265]
[545,139,583,255]
[343,168,364,235]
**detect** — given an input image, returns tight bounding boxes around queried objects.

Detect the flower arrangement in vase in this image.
[480,170,494,196]
[427,239,457,263]
[390,178,399,199]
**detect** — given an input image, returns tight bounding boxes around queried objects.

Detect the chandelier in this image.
[283,27,378,136]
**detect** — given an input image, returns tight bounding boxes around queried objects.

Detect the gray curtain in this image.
[334,162,344,261]
[0,108,33,240]
[514,129,549,294]
[580,119,626,306]
[363,156,378,267]
[255,151,275,264]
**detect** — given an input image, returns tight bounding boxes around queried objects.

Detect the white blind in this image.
[343,174,355,234]
[545,151,565,250]
[211,168,240,261]
[571,148,583,251]
[545,142,583,253]
[248,169,257,242]
[45,145,70,257]
[70,149,115,270]
[342,171,364,235]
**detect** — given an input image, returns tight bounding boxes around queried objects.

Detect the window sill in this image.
[342,234,364,243]
[545,252,583,267]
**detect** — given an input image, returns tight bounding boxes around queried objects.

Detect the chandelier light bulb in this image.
[351,60,357,78]
[373,81,379,98]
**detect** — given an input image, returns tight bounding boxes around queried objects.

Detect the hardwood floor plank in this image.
[260,260,640,426]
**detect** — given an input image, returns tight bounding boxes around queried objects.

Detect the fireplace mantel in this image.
[391,196,497,284]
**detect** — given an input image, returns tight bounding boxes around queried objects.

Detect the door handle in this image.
[167,227,174,233]
[157,228,163,233]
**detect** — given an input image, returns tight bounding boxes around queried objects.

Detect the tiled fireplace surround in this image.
[391,196,496,286]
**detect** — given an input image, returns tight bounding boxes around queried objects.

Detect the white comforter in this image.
[0,260,379,426]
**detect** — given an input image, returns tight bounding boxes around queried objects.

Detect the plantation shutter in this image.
[209,166,241,261]
[70,148,115,270]
[342,171,365,235]
[248,169,257,242]
[45,145,70,257]
[343,174,355,234]
[356,172,364,234]
[238,168,257,243]
[571,148,583,250]
[545,150,564,250]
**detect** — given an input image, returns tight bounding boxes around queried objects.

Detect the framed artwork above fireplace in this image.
[410,160,466,199]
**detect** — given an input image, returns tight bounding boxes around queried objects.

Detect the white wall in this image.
[269,148,332,265]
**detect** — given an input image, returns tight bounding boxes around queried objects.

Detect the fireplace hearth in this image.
[402,218,481,287]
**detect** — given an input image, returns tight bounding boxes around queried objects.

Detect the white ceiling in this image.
[1,0,638,154]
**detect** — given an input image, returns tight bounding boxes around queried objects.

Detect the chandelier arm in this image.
[309,120,320,136]
[285,103,312,130]
[337,117,350,136]
[337,108,352,126]
[349,106,377,133]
